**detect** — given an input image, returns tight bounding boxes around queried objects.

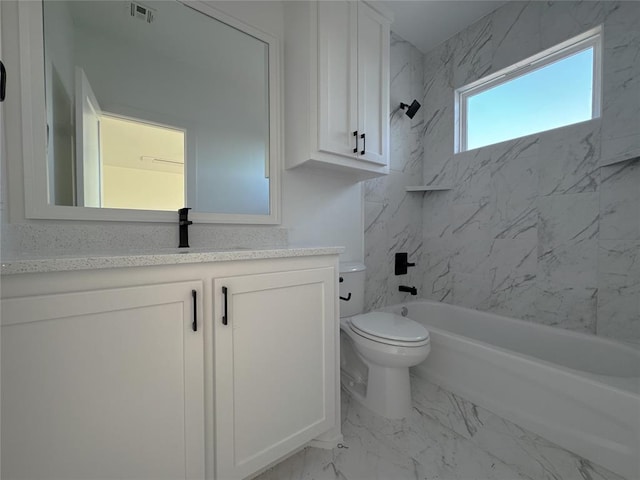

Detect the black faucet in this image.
[178,207,192,248]
[399,285,417,295]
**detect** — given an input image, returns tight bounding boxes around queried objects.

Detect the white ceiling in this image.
[382,1,507,54]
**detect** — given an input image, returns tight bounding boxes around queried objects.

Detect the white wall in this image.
[0,0,364,262]
[282,166,363,261]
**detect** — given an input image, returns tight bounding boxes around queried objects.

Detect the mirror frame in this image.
[17,0,281,224]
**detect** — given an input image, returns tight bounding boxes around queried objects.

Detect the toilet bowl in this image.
[339,263,430,419]
[340,312,430,419]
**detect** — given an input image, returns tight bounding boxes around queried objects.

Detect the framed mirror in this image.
[18,0,280,224]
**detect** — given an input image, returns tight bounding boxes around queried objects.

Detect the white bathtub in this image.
[380,300,640,480]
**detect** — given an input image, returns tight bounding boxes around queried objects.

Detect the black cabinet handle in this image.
[360,133,366,155]
[192,290,198,332]
[222,286,228,325]
[0,61,6,102]
[353,131,358,153]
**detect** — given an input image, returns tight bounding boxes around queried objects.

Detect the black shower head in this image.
[400,100,421,119]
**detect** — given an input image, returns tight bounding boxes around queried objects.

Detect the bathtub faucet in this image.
[399,285,417,295]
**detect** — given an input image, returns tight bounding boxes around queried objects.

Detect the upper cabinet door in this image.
[284,1,391,180]
[213,267,336,480]
[357,2,389,166]
[318,1,358,159]
[1,282,205,480]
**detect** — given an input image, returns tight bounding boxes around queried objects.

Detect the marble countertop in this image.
[0,246,345,275]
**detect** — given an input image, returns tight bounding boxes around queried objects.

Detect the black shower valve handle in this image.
[395,252,416,275]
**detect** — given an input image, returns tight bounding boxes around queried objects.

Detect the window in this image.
[456,26,602,152]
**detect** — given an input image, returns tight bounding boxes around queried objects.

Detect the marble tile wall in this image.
[363,33,424,311]
[419,0,640,344]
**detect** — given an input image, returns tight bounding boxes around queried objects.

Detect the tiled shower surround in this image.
[364,32,425,311]
[366,1,640,345]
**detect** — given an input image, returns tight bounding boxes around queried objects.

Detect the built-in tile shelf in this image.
[405,185,452,192]
[599,154,640,168]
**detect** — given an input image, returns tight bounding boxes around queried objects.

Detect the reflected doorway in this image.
[99,115,185,211]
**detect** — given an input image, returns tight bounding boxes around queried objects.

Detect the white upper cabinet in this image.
[356,3,388,166]
[317,1,358,160]
[285,1,391,180]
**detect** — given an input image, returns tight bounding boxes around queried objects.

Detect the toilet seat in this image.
[348,312,430,347]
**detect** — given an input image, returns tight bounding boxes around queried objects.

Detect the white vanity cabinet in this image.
[213,268,336,479]
[0,250,341,480]
[1,281,206,480]
[285,1,391,180]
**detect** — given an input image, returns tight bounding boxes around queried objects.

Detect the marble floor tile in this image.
[255,386,529,480]
[256,376,624,480]
[411,377,624,480]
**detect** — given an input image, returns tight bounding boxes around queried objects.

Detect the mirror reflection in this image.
[43,0,271,215]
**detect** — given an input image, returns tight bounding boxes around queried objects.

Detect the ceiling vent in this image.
[130,2,155,23]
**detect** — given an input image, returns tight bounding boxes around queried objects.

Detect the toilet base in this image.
[340,319,429,420]
[341,365,412,419]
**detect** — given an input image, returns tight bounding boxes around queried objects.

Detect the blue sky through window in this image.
[466,48,594,151]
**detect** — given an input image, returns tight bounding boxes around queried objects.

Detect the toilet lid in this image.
[350,312,429,343]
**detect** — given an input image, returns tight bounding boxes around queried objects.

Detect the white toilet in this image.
[339,262,430,419]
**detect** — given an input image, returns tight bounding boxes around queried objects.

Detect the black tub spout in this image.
[399,285,417,295]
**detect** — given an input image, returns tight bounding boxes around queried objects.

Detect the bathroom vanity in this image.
[0,247,342,480]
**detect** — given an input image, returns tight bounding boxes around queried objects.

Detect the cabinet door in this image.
[317,1,358,158]
[357,2,389,166]
[1,282,205,480]
[214,268,336,480]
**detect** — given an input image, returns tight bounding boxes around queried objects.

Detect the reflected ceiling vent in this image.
[130,2,155,23]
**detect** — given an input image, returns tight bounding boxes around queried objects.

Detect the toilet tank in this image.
[339,262,366,318]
